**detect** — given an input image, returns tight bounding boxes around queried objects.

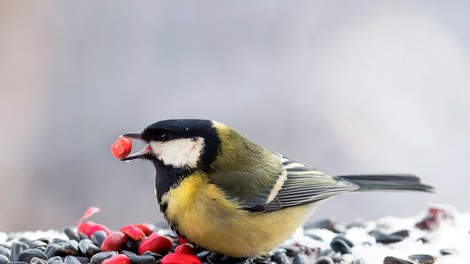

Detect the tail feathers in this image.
[333,174,434,193]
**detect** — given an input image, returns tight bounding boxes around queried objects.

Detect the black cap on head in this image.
[142,119,221,170]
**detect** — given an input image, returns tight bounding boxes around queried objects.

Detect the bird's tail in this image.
[333,174,434,193]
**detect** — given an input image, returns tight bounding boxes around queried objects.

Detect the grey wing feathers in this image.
[333,174,434,192]
[244,156,358,213]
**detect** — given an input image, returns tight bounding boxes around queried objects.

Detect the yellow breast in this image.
[161,172,313,257]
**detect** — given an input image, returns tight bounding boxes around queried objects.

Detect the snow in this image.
[287,205,470,263]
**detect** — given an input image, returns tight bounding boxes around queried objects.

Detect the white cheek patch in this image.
[150,137,205,168]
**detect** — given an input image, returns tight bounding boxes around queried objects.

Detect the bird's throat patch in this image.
[154,161,192,208]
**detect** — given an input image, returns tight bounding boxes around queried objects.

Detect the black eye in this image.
[159,132,170,142]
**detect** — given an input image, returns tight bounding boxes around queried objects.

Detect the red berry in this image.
[161,253,201,264]
[101,232,128,251]
[415,207,454,231]
[133,223,153,236]
[178,236,188,245]
[78,221,111,237]
[138,233,173,255]
[119,225,146,242]
[174,244,196,255]
[102,254,130,264]
[111,137,132,159]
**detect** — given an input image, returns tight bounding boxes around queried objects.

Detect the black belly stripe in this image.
[151,160,199,243]
[153,160,192,203]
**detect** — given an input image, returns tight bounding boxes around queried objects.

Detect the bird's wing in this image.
[242,155,359,213]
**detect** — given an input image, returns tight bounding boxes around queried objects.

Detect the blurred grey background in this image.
[1,1,469,232]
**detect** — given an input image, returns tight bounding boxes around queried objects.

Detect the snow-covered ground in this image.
[287,205,469,263]
[1,205,468,263]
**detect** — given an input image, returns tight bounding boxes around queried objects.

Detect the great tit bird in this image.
[118,119,433,258]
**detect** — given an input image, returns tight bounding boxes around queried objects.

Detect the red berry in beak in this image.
[111,137,132,159]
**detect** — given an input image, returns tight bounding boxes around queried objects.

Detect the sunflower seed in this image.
[45,243,62,258]
[125,240,139,252]
[141,252,162,260]
[90,251,118,264]
[315,256,334,264]
[75,256,89,264]
[0,255,9,264]
[91,231,107,248]
[65,256,83,264]
[375,234,404,244]
[31,257,48,264]
[9,242,29,261]
[128,255,156,264]
[408,254,436,264]
[330,238,351,254]
[78,233,89,241]
[383,256,412,264]
[78,239,100,256]
[439,248,458,255]
[47,256,64,264]
[61,240,79,255]
[195,251,210,261]
[292,254,310,264]
[64,228,80,242]
[120,250,137,258]
[0,246,9,259]
[271,251,289,264]
[18,249,47,262]
[389,230,410,238]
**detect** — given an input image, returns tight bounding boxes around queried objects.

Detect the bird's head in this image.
[121,119,221,171]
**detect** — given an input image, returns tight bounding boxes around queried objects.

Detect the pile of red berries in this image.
[77,207,201,264]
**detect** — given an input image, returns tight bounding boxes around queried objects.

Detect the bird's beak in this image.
[120,132,153,161]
